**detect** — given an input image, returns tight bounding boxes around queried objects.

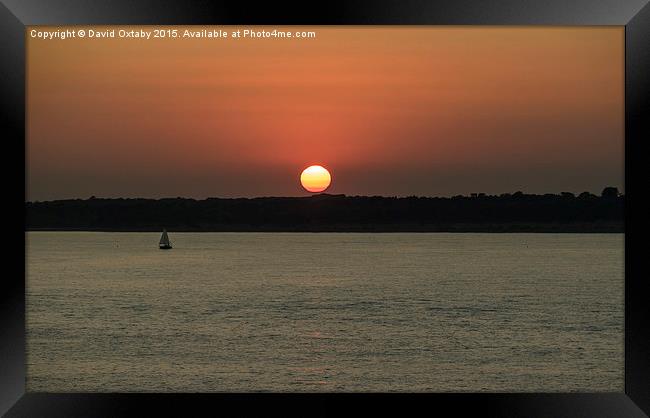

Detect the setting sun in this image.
[300,165,331,193]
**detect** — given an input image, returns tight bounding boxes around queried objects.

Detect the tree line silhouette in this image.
[26,188,623,232]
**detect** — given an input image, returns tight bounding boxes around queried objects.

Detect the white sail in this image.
[159,229,170,246]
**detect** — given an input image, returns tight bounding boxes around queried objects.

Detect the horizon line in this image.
[26,188,624,203]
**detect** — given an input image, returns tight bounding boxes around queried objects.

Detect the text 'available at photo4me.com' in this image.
[29,27,318,41]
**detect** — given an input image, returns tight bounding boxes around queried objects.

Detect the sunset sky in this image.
[27,26,624,201]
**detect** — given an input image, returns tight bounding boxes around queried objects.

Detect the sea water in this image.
[26,232,624,392]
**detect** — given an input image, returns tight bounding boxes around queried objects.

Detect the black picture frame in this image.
[3,0,649,416]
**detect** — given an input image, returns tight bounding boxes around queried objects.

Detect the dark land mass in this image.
[26,189,624,232]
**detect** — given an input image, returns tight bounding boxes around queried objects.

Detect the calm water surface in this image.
[26,232,624,392]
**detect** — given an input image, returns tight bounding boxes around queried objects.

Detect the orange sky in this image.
[27,26,624,200]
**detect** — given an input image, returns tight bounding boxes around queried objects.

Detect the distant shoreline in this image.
[25,223,624,233]
[26,192,624,234]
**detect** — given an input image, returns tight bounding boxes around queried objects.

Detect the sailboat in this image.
[159,229,172,250]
